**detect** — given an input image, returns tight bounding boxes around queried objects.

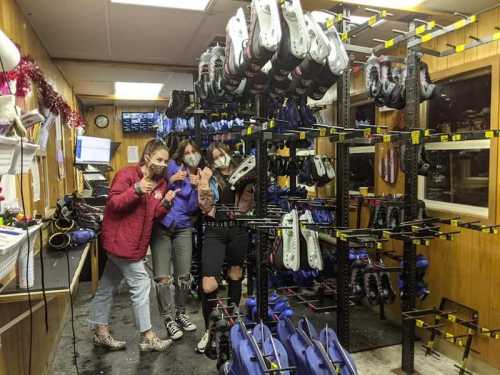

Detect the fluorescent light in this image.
[110,0,211,11]
[114,82,164,100]
[334,0,425,10]
[349,15,370,24]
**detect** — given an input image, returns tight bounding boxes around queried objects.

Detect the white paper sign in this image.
[31,159,40,202]
[127,146,139,163]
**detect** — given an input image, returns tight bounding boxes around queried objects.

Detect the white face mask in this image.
[184,152,201,168]
[213,153,231,169]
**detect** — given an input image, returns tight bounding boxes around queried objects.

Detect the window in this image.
[350,146,375,193]
[428,70,491,133]
[420,69,492,217]
[351,101,375,127]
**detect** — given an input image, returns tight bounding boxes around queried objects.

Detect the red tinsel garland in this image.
[9,56,85,128]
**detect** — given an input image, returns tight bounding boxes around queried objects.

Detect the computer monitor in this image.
[75,136,111,165]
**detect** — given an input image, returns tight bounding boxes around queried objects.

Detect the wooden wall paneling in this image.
[447,28,466,69]
[464,22,479,64]
[476,8,500,60]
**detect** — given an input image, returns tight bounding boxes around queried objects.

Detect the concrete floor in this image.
[51,281,461,375]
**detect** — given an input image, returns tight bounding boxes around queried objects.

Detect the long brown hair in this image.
[172,139,202,165]
[139,139,169,165]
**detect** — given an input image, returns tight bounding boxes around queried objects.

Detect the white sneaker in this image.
[195,330,210,353]
[165,318,184,340]
[176,313,197,332]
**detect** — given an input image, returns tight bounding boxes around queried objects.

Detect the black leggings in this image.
[201,226,248,328]
[201,226,248,277]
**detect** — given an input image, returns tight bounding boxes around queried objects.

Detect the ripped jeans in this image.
[150,224,193,318]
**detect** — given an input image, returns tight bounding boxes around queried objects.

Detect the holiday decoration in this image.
[5,56,85,128]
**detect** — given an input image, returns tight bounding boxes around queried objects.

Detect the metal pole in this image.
[335,10,352,349]
[401,24,420,374]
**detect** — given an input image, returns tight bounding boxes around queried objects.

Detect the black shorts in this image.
[201,226,248,277]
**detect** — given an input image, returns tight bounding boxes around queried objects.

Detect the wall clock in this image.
[95,114,110,129]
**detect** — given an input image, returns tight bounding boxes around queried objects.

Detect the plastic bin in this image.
[8,139,39,175]
[0,135,18,175]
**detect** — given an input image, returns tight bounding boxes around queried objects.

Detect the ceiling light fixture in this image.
[110,0,211,11]
[114,82,164,100]
[335,0,425,11]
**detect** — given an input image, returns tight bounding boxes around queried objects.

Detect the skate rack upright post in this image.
[335,9,353,351]
[400,23,421,375]
[253,95,270,322]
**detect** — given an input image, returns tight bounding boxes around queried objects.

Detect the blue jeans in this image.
[90,254,152,333]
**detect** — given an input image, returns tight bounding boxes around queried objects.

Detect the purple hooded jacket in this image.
[159,160,199,229]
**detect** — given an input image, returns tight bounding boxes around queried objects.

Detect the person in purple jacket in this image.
[150,139,205,340]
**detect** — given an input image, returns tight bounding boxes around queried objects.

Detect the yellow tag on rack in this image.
[381,10,387,18]
[277,229,282,237]
[494,31,500,41]
[448,314,457,323]
[330,128,337,134]
[415,24,426,35]
[320,128,327,137]
[363,128,371,137]
[246,127,253,135]
[376,242,383,250]
[368,15,377,26]
[454,19,467,30]
[269,119,276,128]
[339,133,346,142]
[450,219,459,227]
[336,230,341,238]
[481,227,490,233]
[495,333,500,340]
[445,332,455,342]
[341,32,348,42]
[427,20,436,30]
[425,129,430,136]
[452,134,462,141]
[412,239,421,245]
[481,328,490,335]
[385,39,395,48]
[411,130,420,145]
[416,319,425,328]
[440,135,449,142]
[299,132,306,140]
[411,225,419,233]
[326,18,334,29]
[383,231,391,239]
[336,13,343,22]
[439,235,447,240]
[485,130,494,138]
[340,233,348,241]
[458,340,464,347]
[421,33,433,43]
[383,134,391,143]
[455,44,466,53]
[470,15,477,23]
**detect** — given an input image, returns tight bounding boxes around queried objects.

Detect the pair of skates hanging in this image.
[223,0,349,100]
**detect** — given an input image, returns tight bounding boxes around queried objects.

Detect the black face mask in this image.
[149,162,166,178]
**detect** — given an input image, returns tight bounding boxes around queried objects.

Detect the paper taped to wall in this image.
[127,146,139,163]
